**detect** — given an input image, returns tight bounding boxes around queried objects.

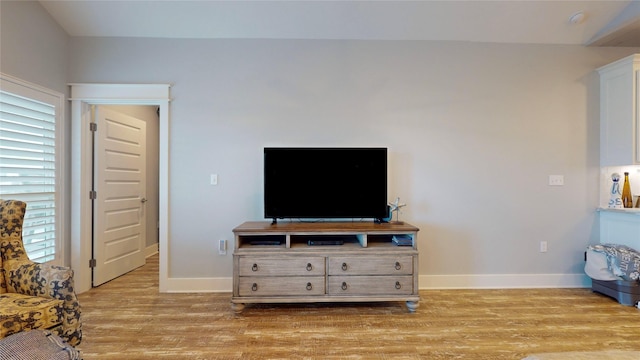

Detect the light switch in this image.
[210,174,218,185]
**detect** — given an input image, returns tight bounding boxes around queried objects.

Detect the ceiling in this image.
[38,0,640,46]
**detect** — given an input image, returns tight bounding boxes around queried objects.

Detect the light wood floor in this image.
[76,255,640,359]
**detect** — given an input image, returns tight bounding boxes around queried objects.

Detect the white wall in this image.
[5,1,640,288]
[0,1,72,264]
[67,37,639,287]
[0,1,68,93]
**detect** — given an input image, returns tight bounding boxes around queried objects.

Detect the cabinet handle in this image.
[395,261,401,270]
[251,263,258,272]
[395,281,402,290]
[341,282,348,291]
[341,262,348,271]
[306,282,313,291]
[306,263,313,271]
[252,283,258,291]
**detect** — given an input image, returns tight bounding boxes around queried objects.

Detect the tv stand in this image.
[231,221,420,313]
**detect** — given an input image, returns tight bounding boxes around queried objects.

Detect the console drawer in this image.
[238,256,325,276]
[328,275,414,295]
[328,256,413,275]
[238,276,325,296]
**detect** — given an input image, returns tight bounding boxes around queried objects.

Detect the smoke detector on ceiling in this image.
[569,11,587,25]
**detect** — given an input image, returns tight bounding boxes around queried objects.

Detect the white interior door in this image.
[93,106,147,286]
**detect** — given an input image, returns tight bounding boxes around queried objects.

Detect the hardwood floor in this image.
[76,255,640,359]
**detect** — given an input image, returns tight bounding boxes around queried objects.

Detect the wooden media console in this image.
[231,221,420,313]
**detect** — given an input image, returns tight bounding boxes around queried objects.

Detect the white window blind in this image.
[0,75,62,263]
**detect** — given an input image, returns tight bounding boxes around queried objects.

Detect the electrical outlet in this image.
[218,239,227,255]
[548,175,564,186]
[540,241,548,253]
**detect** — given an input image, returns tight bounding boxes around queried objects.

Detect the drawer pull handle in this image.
[252,283,258,291]
[341,282,348,291]
[395,281,402,290]
[306,282,313,291]
[306,263,313,271]
[395,261,402,270]
[251,263,258,272]
[341,263,348,271]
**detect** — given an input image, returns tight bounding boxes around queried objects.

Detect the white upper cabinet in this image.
[598,54,640,167]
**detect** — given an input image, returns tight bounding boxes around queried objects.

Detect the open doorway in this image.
[92,105,159,286]
[70,83,170,294]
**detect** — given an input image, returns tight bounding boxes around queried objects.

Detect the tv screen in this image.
[264,147,388,221]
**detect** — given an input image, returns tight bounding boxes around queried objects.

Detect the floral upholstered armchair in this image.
[0,200,82,346]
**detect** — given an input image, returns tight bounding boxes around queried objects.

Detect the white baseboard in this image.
[160,273,592,293]
[145,243,159,258]
[419,273,592,289]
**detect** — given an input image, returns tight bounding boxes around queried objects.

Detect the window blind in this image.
[0,89,57,263]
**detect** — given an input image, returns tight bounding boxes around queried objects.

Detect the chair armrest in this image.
[5,260,82,345]
[6,260,71,297]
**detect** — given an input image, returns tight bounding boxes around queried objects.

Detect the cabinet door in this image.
[598,55,640,166]
[238,256,325,276]
[328,275,414,295]
[238,276,325,296]
[328,255,413,275]
[600,211,640,249]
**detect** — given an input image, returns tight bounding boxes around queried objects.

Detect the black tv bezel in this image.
[263,147,388,223]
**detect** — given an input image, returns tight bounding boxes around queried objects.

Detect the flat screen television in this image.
[264,147,388,222]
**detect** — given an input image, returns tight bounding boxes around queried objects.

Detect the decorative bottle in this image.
[609,173,623,209]
[622,172,633,208]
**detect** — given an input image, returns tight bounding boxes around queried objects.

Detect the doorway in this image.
[70,83,170,294]
[92,105,158,286]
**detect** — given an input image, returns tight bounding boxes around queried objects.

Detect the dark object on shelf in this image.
[307,235,356,246]
[308,239,344,246]
[392,234,413,246]
[250,240,282,246]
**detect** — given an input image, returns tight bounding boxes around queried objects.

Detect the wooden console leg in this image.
[406,300,419,313]
[231,302,245,314]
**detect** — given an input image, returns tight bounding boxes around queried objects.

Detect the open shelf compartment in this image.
[237,234,286,249]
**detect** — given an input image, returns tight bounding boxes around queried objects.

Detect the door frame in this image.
[70,83,170,293]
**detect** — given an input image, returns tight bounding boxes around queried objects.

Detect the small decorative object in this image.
[388,197,406,224]
[622,172,633,208]
[608,173,623,209]
[392,234,413,246]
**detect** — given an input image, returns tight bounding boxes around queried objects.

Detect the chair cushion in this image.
[0,293,64,339]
